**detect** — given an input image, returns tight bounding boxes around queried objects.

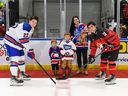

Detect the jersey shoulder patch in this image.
[23,22,32,32]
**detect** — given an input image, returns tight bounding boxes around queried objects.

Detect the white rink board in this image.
[0,38,127,65]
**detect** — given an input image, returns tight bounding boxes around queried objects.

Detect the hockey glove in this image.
[88,55,95,64]
[64,52,70,56]
[27,49,35,59]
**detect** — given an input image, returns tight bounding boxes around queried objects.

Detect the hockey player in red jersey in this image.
[87,22,120,85]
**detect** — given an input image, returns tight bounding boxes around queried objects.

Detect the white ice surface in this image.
[0,78,128,96]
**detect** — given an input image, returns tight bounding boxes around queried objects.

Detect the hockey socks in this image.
[10,61,19,77]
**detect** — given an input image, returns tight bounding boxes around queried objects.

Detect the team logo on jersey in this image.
[63,45,72,50]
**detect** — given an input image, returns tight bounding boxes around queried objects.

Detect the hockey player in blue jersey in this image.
[4,16,39,86]
[49,39,60,76]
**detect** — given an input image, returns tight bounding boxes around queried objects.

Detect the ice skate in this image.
[20,72,31,81]
[95,71,106,80]
[105,74,116,85]
[10,76,24,86]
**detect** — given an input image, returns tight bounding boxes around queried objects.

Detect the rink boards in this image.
[0,38,128,70]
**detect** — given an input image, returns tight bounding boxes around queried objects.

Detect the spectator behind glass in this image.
[120,24,128,38]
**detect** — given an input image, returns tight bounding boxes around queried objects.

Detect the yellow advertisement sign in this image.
[120,41,128,53]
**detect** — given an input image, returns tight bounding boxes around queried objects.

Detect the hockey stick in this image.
[6,56,56,84]
[90,47,107,64]
[24,46,56,84]
[34,58,56,84]
[5,45,56,84]
[80,47,107,72]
